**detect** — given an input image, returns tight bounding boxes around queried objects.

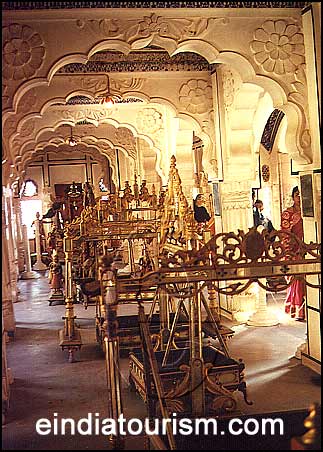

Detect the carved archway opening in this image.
[2,12,311,186]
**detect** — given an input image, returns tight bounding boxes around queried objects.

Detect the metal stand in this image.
[59,235,82,362]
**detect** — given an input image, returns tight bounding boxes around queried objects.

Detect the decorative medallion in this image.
[2,23,45,80]
[243,229,265,261]
[136,108,163,135]
[179,79,212,114]
[250,20,305,75]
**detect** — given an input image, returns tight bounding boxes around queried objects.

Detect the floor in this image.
[2,273,321,450]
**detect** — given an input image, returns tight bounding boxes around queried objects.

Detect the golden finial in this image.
[170,155,176,167]
[301,403,321,448]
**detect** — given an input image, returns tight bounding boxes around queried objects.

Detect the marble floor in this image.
[2,273,321,450]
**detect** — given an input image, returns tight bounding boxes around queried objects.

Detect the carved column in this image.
[20,225,38,280]
[3,191,19,302]
[219,182,258,322]
[2,211,16,337]
[32,212,47,271]
[247,280,279,327]
[12,196,25,273]
[175,129,195,200]
[2,322,14,424]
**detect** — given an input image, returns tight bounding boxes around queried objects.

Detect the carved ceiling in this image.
[2,2,314,182]
[59,50,214,74]
[2,2,311,9]
[55,50,214,109]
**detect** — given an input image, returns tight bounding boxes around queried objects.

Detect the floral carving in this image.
[76,18,120,37]
[125,14,209,43]
[250,20,304,75]
[78,76,108,92]
[179,79,212,114]
[136,108,163,135]
[288,64,307,105]
[2,83,10,108]
[2,23,45,80]
[54,108,116,124]
[222,69,240,112]
[288,64,311,151]
[111,78,145,92]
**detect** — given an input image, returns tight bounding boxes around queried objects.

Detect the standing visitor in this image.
[281,186,305,321]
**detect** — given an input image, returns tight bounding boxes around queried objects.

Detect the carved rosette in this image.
[136,108,163,134]
[250,20,305,76]
[136,107,164,147]
[179,79,212,114]
[2,23,45,81]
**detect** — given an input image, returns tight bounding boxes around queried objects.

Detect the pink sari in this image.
[281,206,305,319]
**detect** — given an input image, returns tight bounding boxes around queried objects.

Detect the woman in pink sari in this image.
[281,186,305,320]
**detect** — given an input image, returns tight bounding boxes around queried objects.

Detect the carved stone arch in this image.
[14,112,162,165]
[215,50,311,164]
[278,102,311,164]
[87,40,131,59]
[198,130,216,180]
[22,140,118,191]
[171,39,220,63]
[13,92,205,185]
[2,16,312,178]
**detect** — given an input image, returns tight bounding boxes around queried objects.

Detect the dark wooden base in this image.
[49,293,65,305]
[129,345,250,417]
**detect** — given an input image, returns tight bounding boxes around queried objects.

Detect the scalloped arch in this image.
[88,40,131,58]
[21,140,118,186]
[216,51,287,106]
[3,33,311,176]
[172,39,220,63]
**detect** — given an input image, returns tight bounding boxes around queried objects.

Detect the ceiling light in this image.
[98,76,122,108]
[65,125,80,147]
[67,181,81,198]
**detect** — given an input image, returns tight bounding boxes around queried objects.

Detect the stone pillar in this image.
[2,323,14,424]
[175,129,195,200]
[32,212,47,271]
[3,191,19,302]
[2,209,16,336]
[247,280,279,327]
[21,225,38,280]
[219,181,258,322]
[12,197,25,273]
